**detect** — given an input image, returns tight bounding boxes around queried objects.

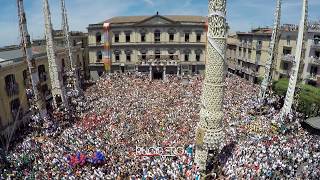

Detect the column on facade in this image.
[149,65,152,80]
[177,65,180,76]
[163,65,166,80]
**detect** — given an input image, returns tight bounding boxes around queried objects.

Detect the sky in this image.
[0,0,320,47]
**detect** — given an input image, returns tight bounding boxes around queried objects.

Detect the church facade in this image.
[87,13,207,80]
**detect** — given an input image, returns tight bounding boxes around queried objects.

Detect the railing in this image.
[282,54,295,62]
[256,44,262,50]
[5,82,19,97]
[310,56,320,65]
[137,54,179,61]
[307,74,319,81]
[311,40,320,48]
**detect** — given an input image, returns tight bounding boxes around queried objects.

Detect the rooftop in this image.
[88,14,207,28]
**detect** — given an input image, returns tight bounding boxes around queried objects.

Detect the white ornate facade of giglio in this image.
[259,0,282,100]
[194,0,226,170]
[43,0,67,107]
[281,0,308,119]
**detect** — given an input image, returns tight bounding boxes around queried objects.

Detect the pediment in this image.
[135,15,177,26]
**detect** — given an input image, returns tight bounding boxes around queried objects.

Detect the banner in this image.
[103,23,111,72]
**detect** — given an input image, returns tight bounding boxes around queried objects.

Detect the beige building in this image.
[0,31,87,134]
[227,24,320,87]
[274,24,320,87]
[226,28,272,83]
[87,14,207,80]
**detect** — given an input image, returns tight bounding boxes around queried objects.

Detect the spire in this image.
[17,0,48,118]
[43,0,67,108]
[259,0,282,100]
[194,0,226,171]
[61,0,81,93]
[280,0,308,118]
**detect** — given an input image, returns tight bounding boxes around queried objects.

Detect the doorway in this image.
[153,68,163,80]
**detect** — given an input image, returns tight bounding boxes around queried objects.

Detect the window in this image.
[115,34,119,43]
[169,53,174,60]
[38,65,46,82]
[73,40,76,46]
[97,51,102,62]
[283,48,292,55]
[141,34,146,42]
[154,30,160,43]
[185,33,190,42]
[286,36,291,45]
[10,98,21,120]
[142,53,146,60]
[314,35,320,44]
[169,34,174,42]
[126,33,131,42]
[5,74,19,96]
[282,62,289,70]
[126,54,131,62]
[185,54,189,61]
[196,54,200,62]
[115,54,120,62]
[96,32,102,44]
[315,51,320,58]
[310,66,318,75]
[23,70,28,86]
[196,34,201,42]
[155,50,160,59]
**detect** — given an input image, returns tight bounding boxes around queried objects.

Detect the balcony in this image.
[311,40,320,48]
[282,54,295,62]
[309,56,320,65]
[239,42,252,49]
[137,54,180,65]
[307,74,320,81]
[256,44,262,50]
[5,83,19,97]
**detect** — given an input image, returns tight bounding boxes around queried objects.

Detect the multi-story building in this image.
[0,31,87,135]
[274,23,320,87]
[227,24,320,87]
[87,13,207,80]
[226,28,272,83]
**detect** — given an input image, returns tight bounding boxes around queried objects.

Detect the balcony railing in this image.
[311,40,320,48]
[306,74,320,82]
[310,56,320,65]
[5,82,19,97]
[282,54,295,62]
[256,44,262,50]
[137,54,180,65]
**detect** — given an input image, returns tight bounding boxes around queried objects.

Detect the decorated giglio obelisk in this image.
[195,0,226,170]
[259,0,282,100]
[280,0,308,119]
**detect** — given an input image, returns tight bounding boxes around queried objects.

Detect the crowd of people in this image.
[1,72,319,179]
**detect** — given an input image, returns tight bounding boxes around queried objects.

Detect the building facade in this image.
[87,14,207,80]
[227,24,320,87]
[226,28,272,83]
[0,31,87,134]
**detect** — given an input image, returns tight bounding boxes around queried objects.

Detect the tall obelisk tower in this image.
[281,0,308,119]
[259,0,282,100]
[195,0,227,171]
[43,0,67,108]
